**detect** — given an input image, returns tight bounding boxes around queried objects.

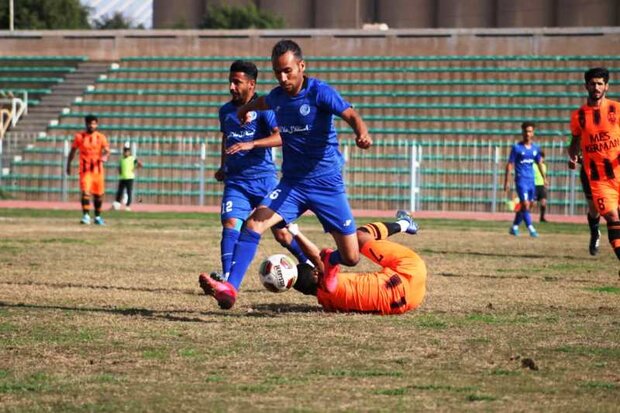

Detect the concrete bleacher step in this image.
[3,61,112,167]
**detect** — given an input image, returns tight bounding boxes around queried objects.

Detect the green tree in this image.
[202,3,285,29]
[93,12,144,30]
[0,0,91,30]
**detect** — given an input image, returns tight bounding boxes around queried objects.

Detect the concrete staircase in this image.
[2,61,112,167]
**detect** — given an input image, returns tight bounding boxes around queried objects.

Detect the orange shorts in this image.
[80,172,105,196]
[590,178,620,216]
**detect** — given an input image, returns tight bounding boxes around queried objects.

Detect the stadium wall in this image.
[1,27,620,60]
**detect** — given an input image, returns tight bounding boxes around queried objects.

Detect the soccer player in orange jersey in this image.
[66,114,110,225]
[568,68,620,261]
[289,211,426,315]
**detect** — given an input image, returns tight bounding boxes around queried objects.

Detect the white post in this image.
[62,139,70,202]
[199,142,206,206]
[409,144,419,212]
[132,142,139,204]
[491,146,500,213]
[569,169,576,216]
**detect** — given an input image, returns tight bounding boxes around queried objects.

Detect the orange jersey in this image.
[570,98,620,182]
[317,240,427,315]
[71,131,109,175]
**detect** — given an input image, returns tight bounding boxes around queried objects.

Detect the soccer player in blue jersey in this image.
[503,122,546,237]
[199,40,372,309]
[208,59,309,282]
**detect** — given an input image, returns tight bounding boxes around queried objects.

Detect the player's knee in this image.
[245,218,268,235]
[339,251,359,266]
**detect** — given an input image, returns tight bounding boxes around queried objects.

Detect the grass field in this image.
[0,208,618,412]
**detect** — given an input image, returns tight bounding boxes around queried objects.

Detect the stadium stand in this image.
[3,54,613,211]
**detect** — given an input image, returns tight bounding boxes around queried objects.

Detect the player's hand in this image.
[214,168,225,182]
[226,141,254,155]
[355,134,372,149]
[567,158,577,170]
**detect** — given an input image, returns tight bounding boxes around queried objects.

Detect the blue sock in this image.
[522,210,532,226]
[221,227,240,275]
[513,211,523,226]
[227,228,262,290]
[284,238,310,264]
[328,250,342,266]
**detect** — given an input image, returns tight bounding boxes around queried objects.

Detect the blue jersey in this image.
[218,100,277,180]
[508,142,542,185]
[265,77,351,180]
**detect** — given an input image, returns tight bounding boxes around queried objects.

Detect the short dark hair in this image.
[229,60,258,81]
[271,39,303,61]
[521,121,535,130]
[84,114,98,123]
[585,67,609,84]
[293,264,317,296]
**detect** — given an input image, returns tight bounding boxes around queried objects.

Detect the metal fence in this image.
[0,133,586,215]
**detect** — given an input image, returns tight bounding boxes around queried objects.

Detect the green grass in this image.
[0,210,618,412]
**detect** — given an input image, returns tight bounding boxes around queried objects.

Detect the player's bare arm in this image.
[66,147,77,175]
[237,96,269,124]
[101,147,110,162]
[226,128,282,155]
[215,133,227,182]
[503,162,513,192]
[340,107,372,149]
[567,134,581,170]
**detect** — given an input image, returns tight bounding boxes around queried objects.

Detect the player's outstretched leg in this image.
[396,210,419,234]
[198,274,237,310]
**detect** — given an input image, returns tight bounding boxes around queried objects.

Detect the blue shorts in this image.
[260,174,356,235]
[221,176,278,221]
[515,181,536,203]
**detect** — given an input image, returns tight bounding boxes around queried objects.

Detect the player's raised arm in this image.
[340,107,372,149]
[287,223,323,271]
[237,96,269,124]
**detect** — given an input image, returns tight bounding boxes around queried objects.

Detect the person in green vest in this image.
[113,142,143,211]
[533,150,548,222]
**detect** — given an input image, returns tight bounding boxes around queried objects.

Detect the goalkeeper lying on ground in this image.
[289,210,427,315]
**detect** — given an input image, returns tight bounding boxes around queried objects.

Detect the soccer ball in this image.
[258,254,298,293]
[112,201,121,210]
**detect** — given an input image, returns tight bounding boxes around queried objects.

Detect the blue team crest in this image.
[299,104,311,116]
[248,111,258,122]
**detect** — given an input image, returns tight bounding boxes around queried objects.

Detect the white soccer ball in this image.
[258,254,298,293]
[112,201,121,210]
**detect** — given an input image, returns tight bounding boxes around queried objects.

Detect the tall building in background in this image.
[81,0,153,28]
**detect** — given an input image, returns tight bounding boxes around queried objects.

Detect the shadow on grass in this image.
[0,300,322,322]
[248,303,323,315]
[0,300,231,323]
[0,280,198,296]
